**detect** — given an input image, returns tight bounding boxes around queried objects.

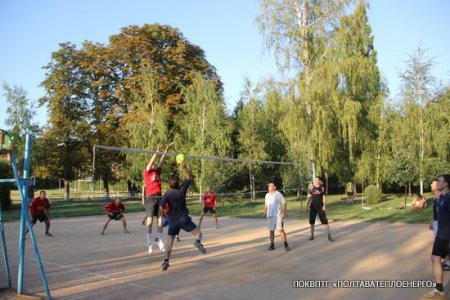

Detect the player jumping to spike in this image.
[143,142,173,254]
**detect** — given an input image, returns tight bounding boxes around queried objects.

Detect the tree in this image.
[40,43,92,200]
[174,72,232,195]
[2,82,40,162]
[123,68,170,186]
[40,24,223,197]
[257,0,356,178]
[236,78,268,200]
[397,46,435,195]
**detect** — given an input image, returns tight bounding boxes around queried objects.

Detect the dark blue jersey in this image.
[437,192,450,239]
[160,179,190,221]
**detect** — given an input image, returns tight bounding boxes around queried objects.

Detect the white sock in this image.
[157,232,163,241]
[147,233,152,246]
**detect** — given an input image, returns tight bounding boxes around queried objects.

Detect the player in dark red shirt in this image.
[143,142,173,254]
[28,190,52,237]
[101,198,129,234]
[306,178,334,242]
[198,186,219,229]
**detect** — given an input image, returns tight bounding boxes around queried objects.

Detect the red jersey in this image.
[203,192,218,208]
[105,202,125,214]
[144,167,162,196]
[30,196,50,217]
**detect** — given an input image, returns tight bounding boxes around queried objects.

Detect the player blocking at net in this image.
[160,154,206,271]
[143,142,173,254]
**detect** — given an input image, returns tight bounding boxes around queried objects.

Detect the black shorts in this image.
[168,214,197,236]
[203,207,216,214]
[109,213,124,221]
[309,205,328,225]
[31,215,48,224]
[346,192,354,196]
[432,237,450,258]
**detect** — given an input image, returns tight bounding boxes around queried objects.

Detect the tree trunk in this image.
[249,167,255,202]
[404,184,407,208]
[64,180,70,201]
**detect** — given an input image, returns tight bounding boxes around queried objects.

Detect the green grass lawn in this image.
[1,193,434,224]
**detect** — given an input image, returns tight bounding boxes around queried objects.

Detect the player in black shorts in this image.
[159,159,206,271]
[306,178,334,242]
[424,174,450,298]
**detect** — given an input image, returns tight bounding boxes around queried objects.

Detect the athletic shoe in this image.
[443,262,450,271]
[216,225,219,229]
[268,244,275,251]
[328,236,335,242]
[148,245,153,254]
[422,288,444,299]
[158,239,165,251]
[194,240,207,254]
[284,244,290,251]
[124,230,130,234]
[161,260,170,271]
[176,236,181,242]
[45,232,53,237]
[308,236,314,241]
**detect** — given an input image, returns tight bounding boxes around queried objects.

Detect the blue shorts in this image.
[168,214,197,236]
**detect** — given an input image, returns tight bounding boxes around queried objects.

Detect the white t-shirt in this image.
[265,191,286,218]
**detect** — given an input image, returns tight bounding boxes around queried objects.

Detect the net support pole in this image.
[0,197,11,288]
[90,145,96,200]
[15,134,52,299]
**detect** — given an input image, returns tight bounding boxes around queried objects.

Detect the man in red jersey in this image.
[198,186,219,229]
[143,142,173,254]
[101,197,129,234]
[28,191,52,237]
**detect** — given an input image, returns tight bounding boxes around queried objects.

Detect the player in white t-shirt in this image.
[264,181,290,251]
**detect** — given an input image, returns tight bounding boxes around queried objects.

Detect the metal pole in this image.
[0,199,11,288]
[90,145,96,200]
[15,134,52,299]
[16,147,28,294]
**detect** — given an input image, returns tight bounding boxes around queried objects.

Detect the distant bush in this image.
[0,160,13,210]
[364,185,382,204]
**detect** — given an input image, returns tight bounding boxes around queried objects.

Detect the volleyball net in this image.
[90,144,314,203]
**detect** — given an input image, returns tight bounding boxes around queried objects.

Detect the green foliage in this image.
[0,160,13,210]
[363,185,382,204]
[14,10,450,198]
[174,72,232,193]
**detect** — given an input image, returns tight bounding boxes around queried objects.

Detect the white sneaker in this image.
[423,288,445,299]
[148,245,153,254]
[158,239,165,251]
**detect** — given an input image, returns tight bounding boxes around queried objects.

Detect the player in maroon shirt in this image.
[101,198,129,234]
[143,142,173,254]
[27,191,52,237]
[198,186,219,229]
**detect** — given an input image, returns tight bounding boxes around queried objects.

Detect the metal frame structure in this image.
[0,130,51,299]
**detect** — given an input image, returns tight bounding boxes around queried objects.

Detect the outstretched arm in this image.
[179,160,190,180]
[158,142,174,168]
[146,143,164,171]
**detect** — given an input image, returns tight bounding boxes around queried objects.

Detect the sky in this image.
[0,0,449,130]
